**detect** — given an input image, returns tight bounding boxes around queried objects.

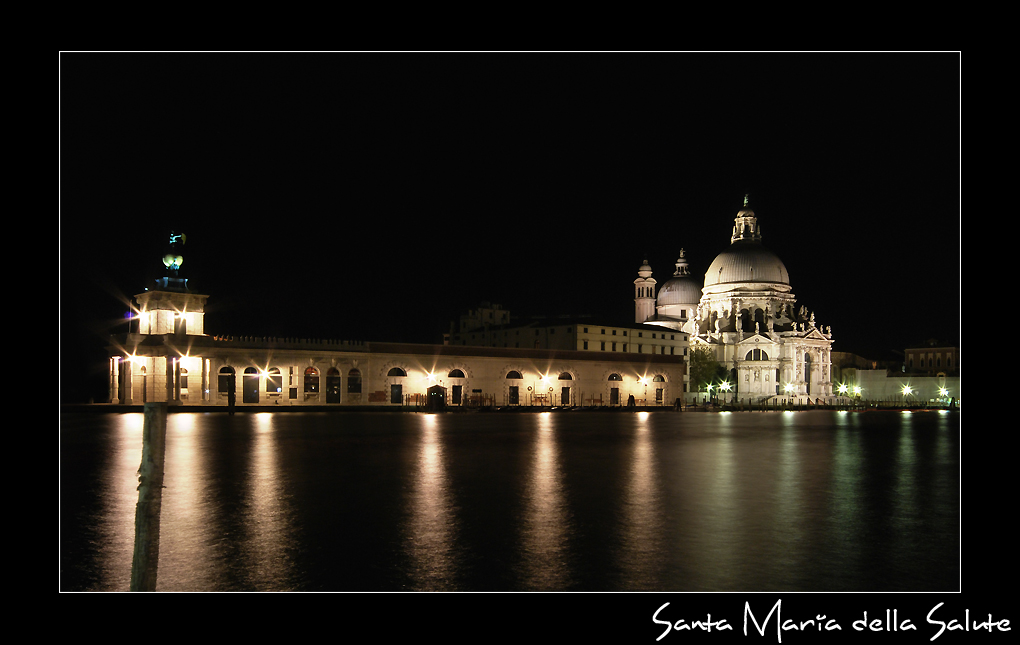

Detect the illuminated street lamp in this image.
[901,384,914,407]
[719,380,732,404]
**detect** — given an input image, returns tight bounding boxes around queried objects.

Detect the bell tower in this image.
[634,258,656,323]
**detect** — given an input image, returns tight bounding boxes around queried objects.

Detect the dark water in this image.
[60,409,959,592]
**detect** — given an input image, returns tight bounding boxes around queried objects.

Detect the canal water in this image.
[59,409,959,592]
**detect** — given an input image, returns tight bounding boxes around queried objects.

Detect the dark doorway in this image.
[391,383,402,404]
[243,367,259,403]
[326,368,341,403]
[452,384,462,405]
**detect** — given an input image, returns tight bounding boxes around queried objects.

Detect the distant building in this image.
[637,196,836,404]
[904,342,959,376]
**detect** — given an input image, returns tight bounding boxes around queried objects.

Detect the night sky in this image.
[60,52,960,404]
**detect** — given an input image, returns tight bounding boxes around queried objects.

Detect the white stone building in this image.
[106,235,686,409]
[638,197,836,404]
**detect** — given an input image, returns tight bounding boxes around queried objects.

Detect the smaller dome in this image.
[657,275,702,306]
[637,259,653,279]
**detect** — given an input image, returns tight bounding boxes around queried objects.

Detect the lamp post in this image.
[706,383,714,406]
[720,380,732,407]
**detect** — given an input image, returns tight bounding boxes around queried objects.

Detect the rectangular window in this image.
[612,342,617,351]
[583,340,589,350]
[601,342,606,351]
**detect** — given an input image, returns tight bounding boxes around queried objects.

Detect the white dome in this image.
[657,275,702,305]
[704,241,790,287]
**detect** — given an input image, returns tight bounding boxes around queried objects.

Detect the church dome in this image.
[657,275,702,305]
[704,197,790,288]
[704,241,790,286]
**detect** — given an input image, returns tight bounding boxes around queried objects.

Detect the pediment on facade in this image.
[737,333,774,347]
[798,327,830,342]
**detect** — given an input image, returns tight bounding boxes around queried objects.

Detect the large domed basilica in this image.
[636,196,834,402]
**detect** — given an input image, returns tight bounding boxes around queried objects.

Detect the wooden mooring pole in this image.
[130,402,167,591]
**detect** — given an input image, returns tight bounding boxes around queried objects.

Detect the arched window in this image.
[304,366,320,393]
[265,367,282,393]
[387,367,407,377]
[448,369,465,378]
[745,349,769,361]
[558,372,572,380]
[506,370,523,379]
[179,368,188,390]
[652,374,665,382]
[348,369,362,393]
[608,373,622,381]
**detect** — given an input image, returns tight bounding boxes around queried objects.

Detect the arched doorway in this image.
[558,371,573,406]
[348,369,362,395]
[218,366,235,399]
[326,367,341,403]
[243,367,260,403]
[305,367,320,400]
[388,367,406,404]
[608,373,622,405]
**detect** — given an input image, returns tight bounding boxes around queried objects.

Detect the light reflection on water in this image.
[519,412,571,589]
[60,410,959,592]
[404,414,458,590]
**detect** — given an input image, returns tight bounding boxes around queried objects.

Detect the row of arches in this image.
[217,366,365,403]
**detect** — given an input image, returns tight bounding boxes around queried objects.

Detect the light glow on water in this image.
[60,410,960,592]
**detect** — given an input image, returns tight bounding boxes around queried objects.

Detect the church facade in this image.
[637,197,836,404]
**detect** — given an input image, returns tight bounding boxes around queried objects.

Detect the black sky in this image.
[60,52,960,403]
